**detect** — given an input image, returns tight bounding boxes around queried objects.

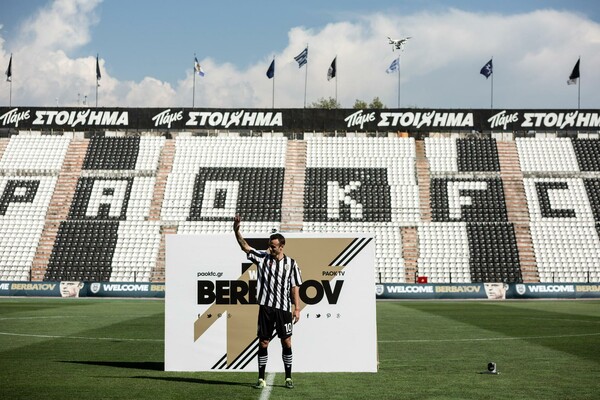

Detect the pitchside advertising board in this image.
[164,233,378,372]
[1,107,600,132]
[0,281,165,297]
[376,283,600,300]
[1,281,599,299]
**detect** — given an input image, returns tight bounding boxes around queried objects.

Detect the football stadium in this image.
[0,106,599,399]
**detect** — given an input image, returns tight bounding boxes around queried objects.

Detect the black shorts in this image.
[257,305,293,340]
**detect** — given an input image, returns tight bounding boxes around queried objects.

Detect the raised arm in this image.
[233,214,251,254]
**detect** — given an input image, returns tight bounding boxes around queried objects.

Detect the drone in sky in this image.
[388,36,412,51]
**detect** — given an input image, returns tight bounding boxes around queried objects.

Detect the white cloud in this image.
[1,1,599,109]
[18,0,101,52]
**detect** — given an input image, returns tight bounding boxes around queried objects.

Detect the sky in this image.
[1,0,600,109]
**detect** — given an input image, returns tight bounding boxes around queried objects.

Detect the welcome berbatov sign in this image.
[165,233,377,372]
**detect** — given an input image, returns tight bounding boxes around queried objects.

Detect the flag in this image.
[5,54,12,82]
[386,58,399,74]
[194,57,205,77]
[568,58,580,85]
[266,59,275,79]
[294,47,308,67]
[96,54,101,81]
[480,59,493,79]
[327,57,336,81]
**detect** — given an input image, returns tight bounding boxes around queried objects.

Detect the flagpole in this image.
[490,57,494,109]
[396,56,401,108]
[577,56,581,109]
[193,54,196,108]
[5,53,12,107]
[335,55,338,106]
[95,53,99,108]
[304,44,308,108]
[272,56,275,109]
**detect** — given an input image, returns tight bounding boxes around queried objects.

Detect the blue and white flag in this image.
[294,47,308,68]
[386,58,399,74]
[194,57,205,77]
[480,59,493,79]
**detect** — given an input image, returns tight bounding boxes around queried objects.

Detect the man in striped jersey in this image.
[233,215,302,389]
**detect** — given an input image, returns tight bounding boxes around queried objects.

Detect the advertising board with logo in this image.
[164,234,377,372]
[1,107,599,132]
[376,283,600,300]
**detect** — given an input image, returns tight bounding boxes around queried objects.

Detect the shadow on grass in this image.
[130,376,251,387]
[60,361,251,387]
[60,360,164,371]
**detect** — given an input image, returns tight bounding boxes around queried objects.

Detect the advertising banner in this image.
[86,282,165,298]
[164,234,378,372]
[1,107,599,132]
[376,282,600,300]
[509,283,600,299]
[0,281,63,297]
[0,281,165,298]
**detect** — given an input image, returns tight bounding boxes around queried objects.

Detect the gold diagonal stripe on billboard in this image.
[285,238,356,289]
[193,267,258,368]
[228,337,259,370]
[285,237,355,271]
[226,303,258,366]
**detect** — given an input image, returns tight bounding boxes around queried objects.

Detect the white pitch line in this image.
[0,315,159,321]
[0,331,162,342]
[259,373,276,400]
[0,316,79,320]
[378,332,600,343]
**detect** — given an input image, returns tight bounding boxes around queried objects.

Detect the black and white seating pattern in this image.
[423,137,522,283]
[303,137,420,282]
[0,136,69,281]
[44,136,164,282]
[518,137,600,282]
[0,134,598,284]
[164,137,287,234]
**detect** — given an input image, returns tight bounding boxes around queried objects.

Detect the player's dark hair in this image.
[269,232,285,245]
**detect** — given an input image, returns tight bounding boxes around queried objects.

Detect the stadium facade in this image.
[0,106,599,299]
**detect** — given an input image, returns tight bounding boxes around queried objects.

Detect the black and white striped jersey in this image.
[247,248,302,312]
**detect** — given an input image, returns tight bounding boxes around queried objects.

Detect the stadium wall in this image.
[0,122,600,294]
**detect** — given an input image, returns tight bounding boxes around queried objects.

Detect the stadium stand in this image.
[0,133,598,284]
[0,136,69,281]
[303,137,419,282]
[42,136,164,282]
[517,137,600,283]
[164,136,287,234]
[422,137,522,283]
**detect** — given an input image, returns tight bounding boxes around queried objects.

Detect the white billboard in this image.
[165,233,377,372]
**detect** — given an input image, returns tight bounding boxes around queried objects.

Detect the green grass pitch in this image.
[0,298,598,399]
